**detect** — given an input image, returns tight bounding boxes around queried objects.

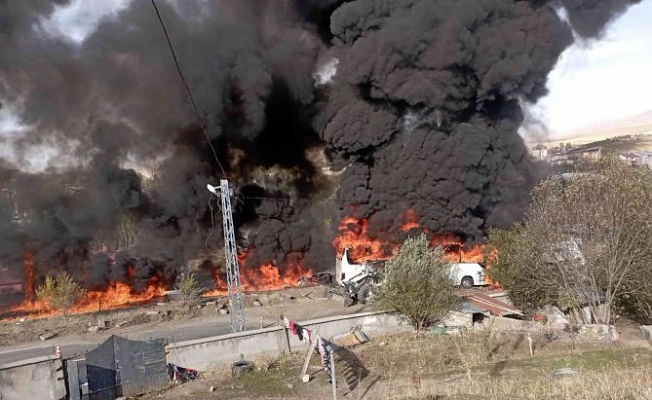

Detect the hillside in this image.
[527,109,652,147]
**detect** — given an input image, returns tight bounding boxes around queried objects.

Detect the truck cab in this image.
[449,263,486,289]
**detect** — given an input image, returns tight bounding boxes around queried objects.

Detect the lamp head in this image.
[206,183,218,195]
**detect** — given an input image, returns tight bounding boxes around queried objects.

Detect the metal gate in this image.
[65,335,167,400]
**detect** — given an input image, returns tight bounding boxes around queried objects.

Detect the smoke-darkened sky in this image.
[0,0,642,294]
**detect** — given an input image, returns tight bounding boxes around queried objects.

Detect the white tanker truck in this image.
[336,248,487,306]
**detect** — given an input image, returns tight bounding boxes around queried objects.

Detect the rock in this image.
[209,385,215,392]
[157,303,167,307]
[88,326,106,333]
[197,305,203,309]
[641,325,652,341]
[97,319,108,328]
[205,301,217,307]
[219,308,228,315]
[39,332,57,341]
[579,324,618,342]
[19,318,25,322]
[115,321,128,328]
[286,383,294,389]
[146,310,160,316]
[541,305,569,325]
[253,300,262,307]
[378,341,386,347]
[302,375,311,383]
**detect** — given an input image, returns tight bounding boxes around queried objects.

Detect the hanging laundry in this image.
[294,322,304,341]
[317,337,333,383]
[302,328,312,344]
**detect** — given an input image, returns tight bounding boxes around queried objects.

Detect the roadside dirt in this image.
[0,285,358,348]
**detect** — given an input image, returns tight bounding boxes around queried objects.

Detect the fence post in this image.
[280,315,291,353]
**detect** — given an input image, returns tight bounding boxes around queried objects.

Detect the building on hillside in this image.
[580,147,602,161]
[531,144,548,160]
[619,152,641,166]
[634,151,652,168]
[547,148,570,166]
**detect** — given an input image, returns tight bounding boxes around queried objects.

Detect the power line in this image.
[150,0,226,178]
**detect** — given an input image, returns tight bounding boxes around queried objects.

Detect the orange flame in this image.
[333,209,500,286]
[203,250,313,297]
[1,256,168,320]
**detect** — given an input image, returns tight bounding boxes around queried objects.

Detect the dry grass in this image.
[252,353,277,372]
[140,330,652,400]
[409,365,652,400]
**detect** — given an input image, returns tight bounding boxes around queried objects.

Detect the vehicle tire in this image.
[232,360,254,377]
[460,276,474,289]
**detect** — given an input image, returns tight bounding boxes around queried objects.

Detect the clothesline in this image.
[282,316,313,344]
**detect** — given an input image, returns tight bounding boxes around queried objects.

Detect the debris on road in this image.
[39,332,57,341]
[146,310,160,316]
[115,321,128,328]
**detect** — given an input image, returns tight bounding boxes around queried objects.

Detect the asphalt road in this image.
[0,299,364,366]
[0,315,262,366]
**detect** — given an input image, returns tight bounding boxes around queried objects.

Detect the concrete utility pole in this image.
[207,180,245,333]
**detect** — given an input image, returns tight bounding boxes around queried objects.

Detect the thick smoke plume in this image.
[0,0,640,298]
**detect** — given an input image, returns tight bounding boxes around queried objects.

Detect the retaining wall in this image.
[166,310,408,371]
[0,355,66,400]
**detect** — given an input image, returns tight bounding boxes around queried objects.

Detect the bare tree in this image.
[35,272,87,318]
[489,158,652,324]
[373,234,459,330]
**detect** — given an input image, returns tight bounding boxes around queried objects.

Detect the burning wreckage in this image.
[0,0,640,318]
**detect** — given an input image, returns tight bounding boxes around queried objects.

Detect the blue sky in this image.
[2,0,651,141]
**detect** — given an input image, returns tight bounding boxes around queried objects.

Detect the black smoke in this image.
[0,0,640,298]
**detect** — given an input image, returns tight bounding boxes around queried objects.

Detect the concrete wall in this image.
[166,311,409,371]
[0,355,66,400]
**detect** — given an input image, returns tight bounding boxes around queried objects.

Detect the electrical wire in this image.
[151,0,231,262]
[150,0,226,179]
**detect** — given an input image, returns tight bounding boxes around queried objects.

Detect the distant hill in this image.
[526,109,652,146]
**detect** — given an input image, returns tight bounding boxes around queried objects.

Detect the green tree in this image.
[35,272,87,318]
[373,234,458,330]
[489,157,652,324]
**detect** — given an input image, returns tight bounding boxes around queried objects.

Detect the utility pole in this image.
[208,180,245,333]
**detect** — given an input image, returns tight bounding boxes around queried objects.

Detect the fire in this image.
[332,216,399,263]
[203,250,313,297]
[333,209,499,285]
[1,257,167,320]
